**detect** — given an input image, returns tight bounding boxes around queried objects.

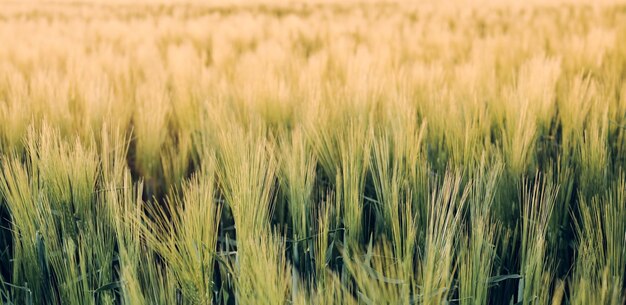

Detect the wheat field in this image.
[0,1,625,304]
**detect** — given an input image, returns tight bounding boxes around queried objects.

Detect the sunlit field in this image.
[0,1,625,304]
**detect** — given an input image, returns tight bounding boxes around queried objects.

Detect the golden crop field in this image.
[0,1,625,304]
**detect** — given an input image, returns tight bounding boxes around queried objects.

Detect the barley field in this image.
[0,1,625,304]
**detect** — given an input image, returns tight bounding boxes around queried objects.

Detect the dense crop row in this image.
[0,2,625,304]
